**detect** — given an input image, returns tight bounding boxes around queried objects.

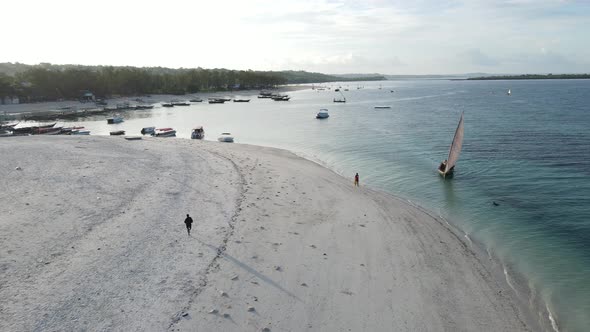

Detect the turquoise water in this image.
[34,79,590,331]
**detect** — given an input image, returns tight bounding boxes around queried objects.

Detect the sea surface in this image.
[13,79,590,331]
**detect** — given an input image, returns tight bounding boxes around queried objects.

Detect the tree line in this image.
[0,63,385,102]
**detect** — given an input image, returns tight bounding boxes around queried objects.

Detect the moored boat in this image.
[208,99,225,104]
[316,109,329,119]
[190,98,203,102]
[374,106,391,109]
[172,101,190,106]
[162,102,174,107]
[107,116,124,124]
[124,136,142,140]
[110,130,126,136]
[272,95,290,101]
[191,126,205,139]
[233,99,250,102]
[71,129,90,135]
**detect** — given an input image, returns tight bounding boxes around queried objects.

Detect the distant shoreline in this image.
[466,74,590,80]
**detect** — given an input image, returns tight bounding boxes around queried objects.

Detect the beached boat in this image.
[107,116,124,124]
[190,98,203,102]
[71,129,90,135]
[35,127,63,135]
[316,109,329,119]
[438,112,465,178]
[153,128,176,137]
[218,132,234,142]
[141,126,156,135]
[124,136,142,140]
[11,123,56,135]
[162,102,174,107]
[233,99,250,102]
[374,106,391,109]
[208,98,225,104]
[110,130,126,136]
[333,98,346,103]
[172,102,190,106]
[191,126,205,139]
[258,95,273,98]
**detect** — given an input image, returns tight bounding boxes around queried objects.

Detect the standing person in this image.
[184,214,193,236]
[354,173,359,187]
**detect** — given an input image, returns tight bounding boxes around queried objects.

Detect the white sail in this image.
[445,112,464,173]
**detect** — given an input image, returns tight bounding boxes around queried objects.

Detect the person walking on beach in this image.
[354,173,360,187]
[184,214,193,236]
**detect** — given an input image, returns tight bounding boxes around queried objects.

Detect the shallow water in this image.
[22,79,590,331]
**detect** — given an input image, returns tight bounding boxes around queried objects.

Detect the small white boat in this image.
[374,106,391,109]
[507,89,511,96]
[218,132,234,142]
[153,128,177,137]
[191,126,205,139]
[316,109,329,119]
[71,130,90,135]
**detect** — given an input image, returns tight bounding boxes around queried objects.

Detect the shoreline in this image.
[0,136,549,331]
[0,85,312,119]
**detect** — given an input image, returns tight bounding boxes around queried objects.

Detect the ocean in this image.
[28,79,590,331]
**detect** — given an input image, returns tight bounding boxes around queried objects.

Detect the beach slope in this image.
[0,136,533,331]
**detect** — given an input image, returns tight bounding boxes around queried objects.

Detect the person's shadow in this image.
[194,237,301,301]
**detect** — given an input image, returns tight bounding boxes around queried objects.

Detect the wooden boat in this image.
[11,123,56,135]
[257,95,273,98]
[172,102,190,106]
[374,106,391,109]
[438,112,465,178]
[162,103,174,107]
[191,126,205,139]
[35,127,63,135]
[333,98,346,103]
[190,98,203,102]
[110,130,126,136]
[124,136,142,140]
[153,128,176,137]
[233,99,250,102]
[208,99,225,104]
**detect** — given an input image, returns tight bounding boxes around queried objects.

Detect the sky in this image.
[2,0,589,75]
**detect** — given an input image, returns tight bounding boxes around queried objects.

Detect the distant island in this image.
[468,73,590,80]
[0,62,385,104]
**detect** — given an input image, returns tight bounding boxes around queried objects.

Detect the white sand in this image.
[0,136,537,331]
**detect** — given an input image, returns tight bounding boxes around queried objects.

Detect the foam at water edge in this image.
[546,304,559,332]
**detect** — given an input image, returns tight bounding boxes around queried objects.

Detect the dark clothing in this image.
[184,216,193,235]
[354,173,359,186]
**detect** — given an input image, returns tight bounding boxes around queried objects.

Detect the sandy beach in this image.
[0,136,538,331]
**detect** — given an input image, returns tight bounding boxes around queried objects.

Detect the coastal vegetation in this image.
[0,63,384,103]
[468,73,590,80]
